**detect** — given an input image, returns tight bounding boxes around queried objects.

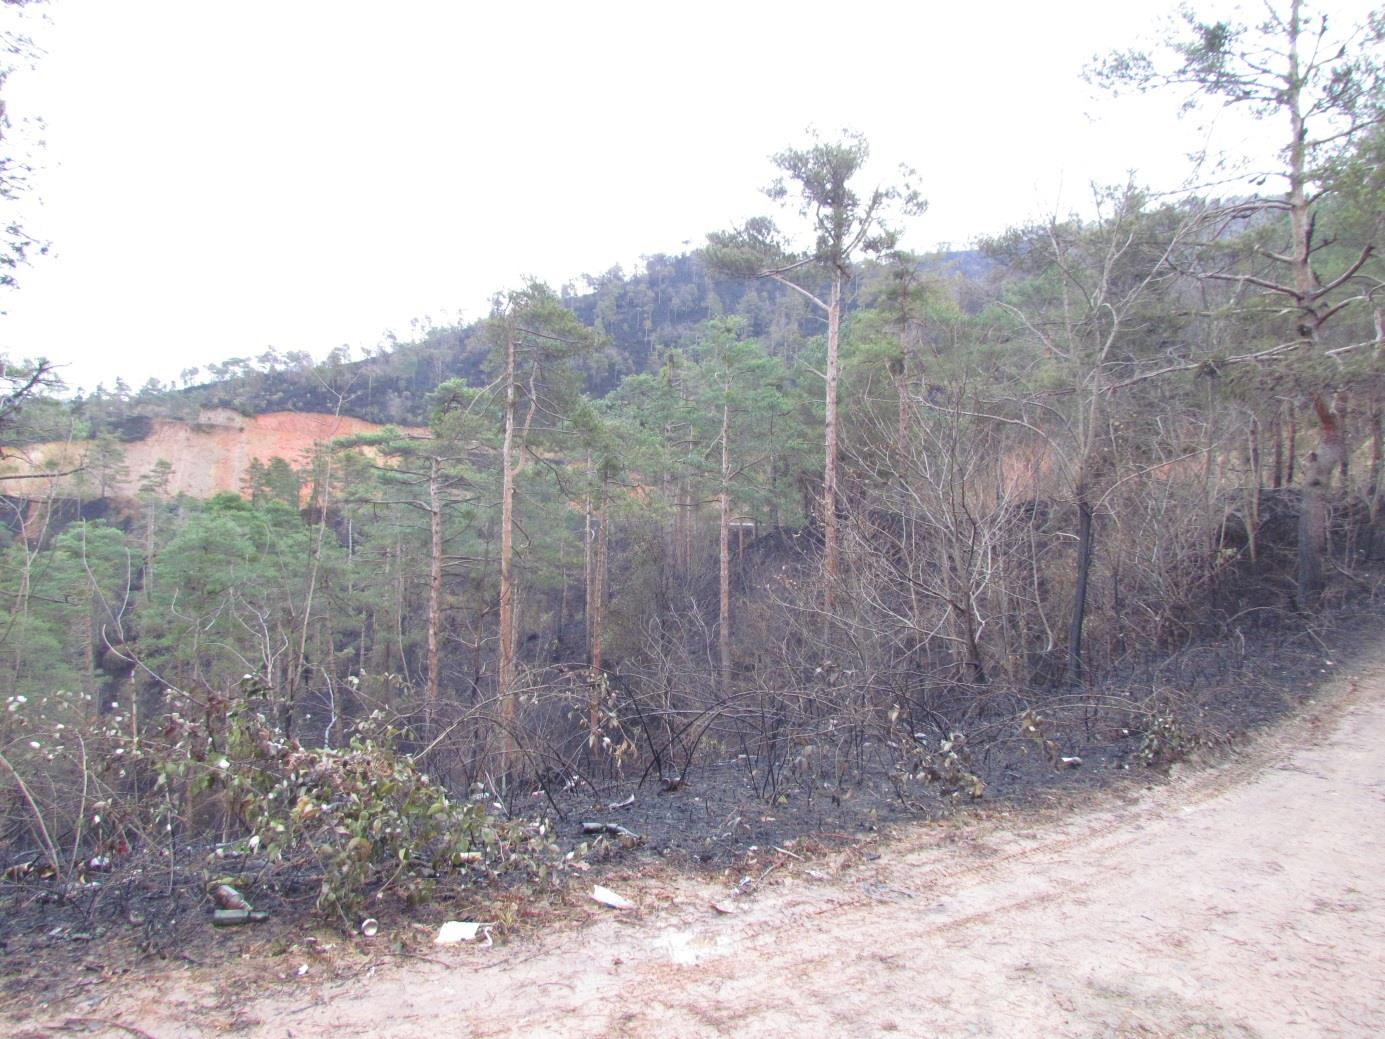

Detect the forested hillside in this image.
[1,0,1382,926]
[41,248,987,431]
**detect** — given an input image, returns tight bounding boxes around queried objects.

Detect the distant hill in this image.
[59,248,991,436]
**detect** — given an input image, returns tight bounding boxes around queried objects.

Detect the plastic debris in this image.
[212,909,269,926]
[434,920,482,944]
[591,885,633,910]
[360,918,379,938]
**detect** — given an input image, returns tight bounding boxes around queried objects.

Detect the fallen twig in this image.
[56,1018,158,1039]
[580,822,641,841]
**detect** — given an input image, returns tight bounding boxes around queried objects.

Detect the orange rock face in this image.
[0,409,422,501]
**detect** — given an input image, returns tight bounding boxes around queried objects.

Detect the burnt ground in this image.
[4,566,1385,1020]
[550,576,1385,870]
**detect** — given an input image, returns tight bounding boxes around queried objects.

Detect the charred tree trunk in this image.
[1298,395,1345,606]
[1299,395,1345,596]
[1066,497,1095,686]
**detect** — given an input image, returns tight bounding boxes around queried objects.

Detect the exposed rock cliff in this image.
[0,408,418,501]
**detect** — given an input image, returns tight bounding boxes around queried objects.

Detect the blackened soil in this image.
[544,575,1385,873]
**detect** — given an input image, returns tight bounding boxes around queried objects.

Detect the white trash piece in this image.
[591,884,633,910]
[434,920,483,944]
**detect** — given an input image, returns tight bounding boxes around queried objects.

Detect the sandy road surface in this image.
[22,653,1385,1038]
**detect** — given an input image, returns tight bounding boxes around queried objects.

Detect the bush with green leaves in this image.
[1136,710,1189,768]
[209,683,547,919]
[3,673,567,922]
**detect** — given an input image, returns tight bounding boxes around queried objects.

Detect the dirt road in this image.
[24,653,1385,1038]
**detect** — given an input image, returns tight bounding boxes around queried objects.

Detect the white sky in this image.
[0,0,1373,394]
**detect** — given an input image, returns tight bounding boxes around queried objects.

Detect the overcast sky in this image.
[0,0,1373,394]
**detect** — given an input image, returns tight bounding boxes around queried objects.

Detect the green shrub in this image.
[212,691,518,919]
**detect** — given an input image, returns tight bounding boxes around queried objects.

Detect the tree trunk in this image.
[1367,401,1382,560]
[1338,398,1350,487]
[498,328,518,760]
[286,444,334,740]
[591,474,607,674]
[1271,404,1284,489]
[1280,0,1337,608]
[1066,496,1095,686]
[1248,416,1262,492]
[1298,395,1344,606]
[587,469,608,746]
[425,456,442,727]
[822,272,843,610]
[1286,408,1298,486]
[1369,402,1382,508]
[895,355,909,460]
[719,394,732,694]
[584,452,594,656]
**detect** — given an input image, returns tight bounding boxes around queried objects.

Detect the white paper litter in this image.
[434,920,482,944]
[591,884,633,910]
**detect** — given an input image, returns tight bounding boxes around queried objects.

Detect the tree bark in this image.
[584,452,594,657]
[719,393,732,693]
[591,473,607,674]
[1369,402,1382,508]
[1280,0,1337,608]
[425,456,442,727]
[498,327,518,760]
[822,271,843,609]
[1286,408,1297,486]
[1271,404,1284,489]
[1298,394,1344,606]
[1066,496,1095,686]
[1249,416,1262,493]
